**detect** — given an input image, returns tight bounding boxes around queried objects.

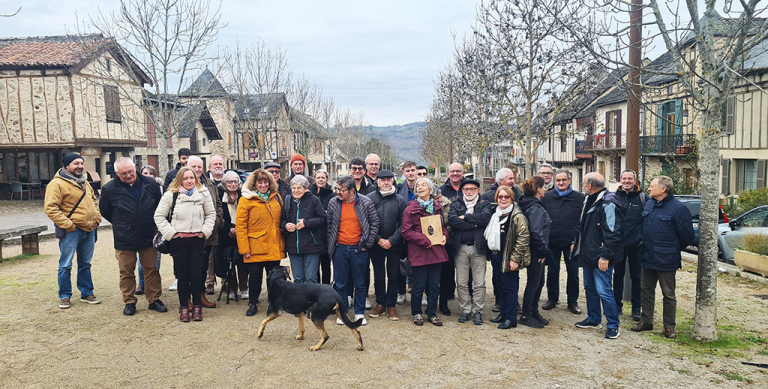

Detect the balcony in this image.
[582,134,624,155]
[639,134,697,155]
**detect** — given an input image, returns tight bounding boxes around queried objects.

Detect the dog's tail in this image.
[334,299,363,329]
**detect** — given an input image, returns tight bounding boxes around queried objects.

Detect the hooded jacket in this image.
[99,175,162,250]
[501,203,531,272]
[280,192,326,255]
[366,189,407,252]
[517,195,551,261]
[326,193,380,257]
[640,194,694,271]
[615,185,650,247]
[572,189,624,268]
[235,188,285,263]
[542,187,585,249]
[44,169,102,232]
[447,196,493,255]
[402,199,449,267]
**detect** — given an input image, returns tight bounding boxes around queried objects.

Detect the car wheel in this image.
[717,243,724,263]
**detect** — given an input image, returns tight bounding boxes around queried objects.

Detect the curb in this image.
[681,251,768,285]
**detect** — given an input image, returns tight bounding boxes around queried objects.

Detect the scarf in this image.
[222,192,239,224]
[180,186,196,197]
[379,186,397,197]
[256,190,271,203]
[463,195,479,214]
[59,168,88,188]
[417,197,434,214]
[545,181,554,191]
[555,185,573,197]
[484,204,515,251]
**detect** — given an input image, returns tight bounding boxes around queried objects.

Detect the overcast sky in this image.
[0,0,478,126]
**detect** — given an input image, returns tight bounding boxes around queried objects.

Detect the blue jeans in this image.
[57,228,96,299]
[138,250,162,287]
[582,266,620,330]
[333,244,369,315]
[289,253,321,284]
[491,252,520,322]
[546,246,580,306]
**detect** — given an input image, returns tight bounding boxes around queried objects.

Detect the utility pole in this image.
[626,0,642,173]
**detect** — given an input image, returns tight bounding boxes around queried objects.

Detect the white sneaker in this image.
[169,279,178,291]
[355,314,368,326]
[228,291,236,300]
[422,296,428,306]
[396,294,406,305]
[348,296,353,308]
[337,317,344,325]
[240,290,249,300]
[365,298,372,310]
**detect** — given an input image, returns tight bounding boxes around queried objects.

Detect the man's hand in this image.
[296,219,305,230]
[378,238,392,249]
[509,261,519,271]
[598,258,609,272]
[93,222,99,229]
[285,223,296,232]
[539,257,546,264]
[570,244,574,254]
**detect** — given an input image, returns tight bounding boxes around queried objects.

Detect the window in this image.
[656,100,681,136]
[105,59,111,72]
[168,154,174,171]
[104,85,121,123]
[661,160,673,175]
[134,155,143,169]
[146,113,157,147]
[560,124,567,152]
[736,159,757,192]
[741,208,768,227]
[721,96,735,135]
[605,110,622,147]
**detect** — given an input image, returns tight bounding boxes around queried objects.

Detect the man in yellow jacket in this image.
[44,153,102,309]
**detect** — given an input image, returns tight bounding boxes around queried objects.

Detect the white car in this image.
[718,205,768,264]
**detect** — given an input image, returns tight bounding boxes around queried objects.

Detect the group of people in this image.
[44,150,693,339]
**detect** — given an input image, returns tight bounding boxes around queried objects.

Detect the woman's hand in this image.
[437,236,447,246]
[197,232,205,239]
[296,219,305,230]
[228,227,236,238]
[539,257,546,264]
[244,253,251,259]
[285,223,296,232]
[171,233,179,240]
[509,261,519,271]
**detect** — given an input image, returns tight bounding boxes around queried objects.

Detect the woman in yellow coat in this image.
[236,169,285,316]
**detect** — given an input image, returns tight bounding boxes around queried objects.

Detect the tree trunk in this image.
[692,109,720,341]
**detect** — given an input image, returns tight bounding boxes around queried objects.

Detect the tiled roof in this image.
[0,34,109,68]
[552,68,625,122]
[593,83,628,107]
[179,68,228,97]
[177,102,221,140]
[233,93,287,120]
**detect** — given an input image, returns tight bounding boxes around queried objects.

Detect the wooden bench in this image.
[0,225,48,259]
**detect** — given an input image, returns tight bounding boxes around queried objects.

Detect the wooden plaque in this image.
[420,214,444,245]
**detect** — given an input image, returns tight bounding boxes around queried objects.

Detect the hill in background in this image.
[366,122,426,164]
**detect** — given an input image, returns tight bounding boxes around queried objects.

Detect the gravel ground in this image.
[0,229,766,388]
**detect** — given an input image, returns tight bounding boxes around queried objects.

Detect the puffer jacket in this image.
[281,192,326,255]
[44,169,101,232]
[402,199,449,267]
[572,189,624,268]
[518,195,551,261]
[366,189,407,251]
[200,174,224,246]
[501,203,531,272]
[641,194,694,271]
[615,185,649,247]
[236,188,285,263]
[326,193,380,257]
[542,187,585,249]
[154,186,216,241]
[448,197,493,255]
[99,175,162,250]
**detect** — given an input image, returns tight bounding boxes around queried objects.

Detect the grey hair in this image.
[314,169,329,180]
[365,153,381,164]
[140,165,157,177]
[495,168,514,183]
[586,174,606,189]
[219,171,242,190]
[621,169,637,180]
[538,163,554,173]
[655,175,674,195]
[414,177,438,198]
[290,175,310,189]
[188,156,203,166]
[337,175,356,192]
[114,157,135,170]
[554,169,572,180]
[209,155,225,165]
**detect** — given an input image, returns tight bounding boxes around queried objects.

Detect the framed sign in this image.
[420,215,444,245]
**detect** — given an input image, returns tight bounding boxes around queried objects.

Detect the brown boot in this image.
[631,322,653,332]
[664,327,676,339]
[179,307,190,323]
[201,294,216,308]
[192,305,203,321]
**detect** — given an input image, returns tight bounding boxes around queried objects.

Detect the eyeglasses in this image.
[539,172,553,176]
[117,171,135,177]
[335,187,350,193]
[497,195,511,200]
[350,167,365,171]
[366,163,380,167]
[225,180,240,184]
[462,187,478,192]
[449,170,463,174]
[417,173,427,177]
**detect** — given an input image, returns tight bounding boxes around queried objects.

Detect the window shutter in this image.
[722,158,731,195]
[656,105,664,135]
[726,96,735,135]
[615,110,622,147]
[674,99,683,135]
[758,159,767,188]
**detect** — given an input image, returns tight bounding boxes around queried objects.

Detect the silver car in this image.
[718,205,768,264]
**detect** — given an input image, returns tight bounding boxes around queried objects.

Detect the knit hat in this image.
[289,154,307,167]
[62,153,84,168]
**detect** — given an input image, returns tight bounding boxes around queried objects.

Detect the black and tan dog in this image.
[257,266,364,351]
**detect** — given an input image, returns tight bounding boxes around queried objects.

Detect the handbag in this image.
[55,189,88,239]
[153,193,179,254]
[399,256,413,277]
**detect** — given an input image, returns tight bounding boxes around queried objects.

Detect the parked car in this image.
[718,205,768,264]
[228,169,251,183]
[675,195,728,247]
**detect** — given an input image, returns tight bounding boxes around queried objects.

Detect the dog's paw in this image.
[257,332,264,339]
[309,346,320,351]
[357,345,365,351]
[295,334,304,340]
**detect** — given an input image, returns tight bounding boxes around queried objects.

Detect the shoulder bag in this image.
[153,193,179,254]
[54,190,88,239]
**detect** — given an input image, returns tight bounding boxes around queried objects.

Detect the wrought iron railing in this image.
[639,134,697,154]
[582,134,622,150]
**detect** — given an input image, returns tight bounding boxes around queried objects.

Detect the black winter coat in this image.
[163,162,182,192]
[447,197,493,255]
[100,175,162,250]
[309,184,335,210]
[641,194,694,272]
[542,188,584,249]
[518,196,551,261]
[440,178,465,202]
[615,186,649,247]
[481,183,522,211]
[217,187,241,249]
[281,193,326,255]
[572,189,624,268]
[366,190,407,251]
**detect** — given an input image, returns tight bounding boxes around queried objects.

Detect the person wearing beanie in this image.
[289,154,315,186]
[44,152,103,309]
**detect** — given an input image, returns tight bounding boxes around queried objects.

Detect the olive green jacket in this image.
[502,203,531,272]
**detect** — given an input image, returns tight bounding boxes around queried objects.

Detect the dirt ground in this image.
[1,229,767,388]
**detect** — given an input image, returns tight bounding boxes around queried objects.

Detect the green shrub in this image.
[738,233,768,256]
[734,187,768,217]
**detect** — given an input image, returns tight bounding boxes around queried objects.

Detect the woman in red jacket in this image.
[401,177,449,327]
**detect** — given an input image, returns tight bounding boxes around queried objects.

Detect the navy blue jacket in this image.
[518,196,551,261]
[640,194,694,271]
[572,189,623,268]
[542,188,584,249]
[397,181,416,202]
[280,193,326,255]
[615,186,649,247]
[100,175,162,250]
[440,178,465,202]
